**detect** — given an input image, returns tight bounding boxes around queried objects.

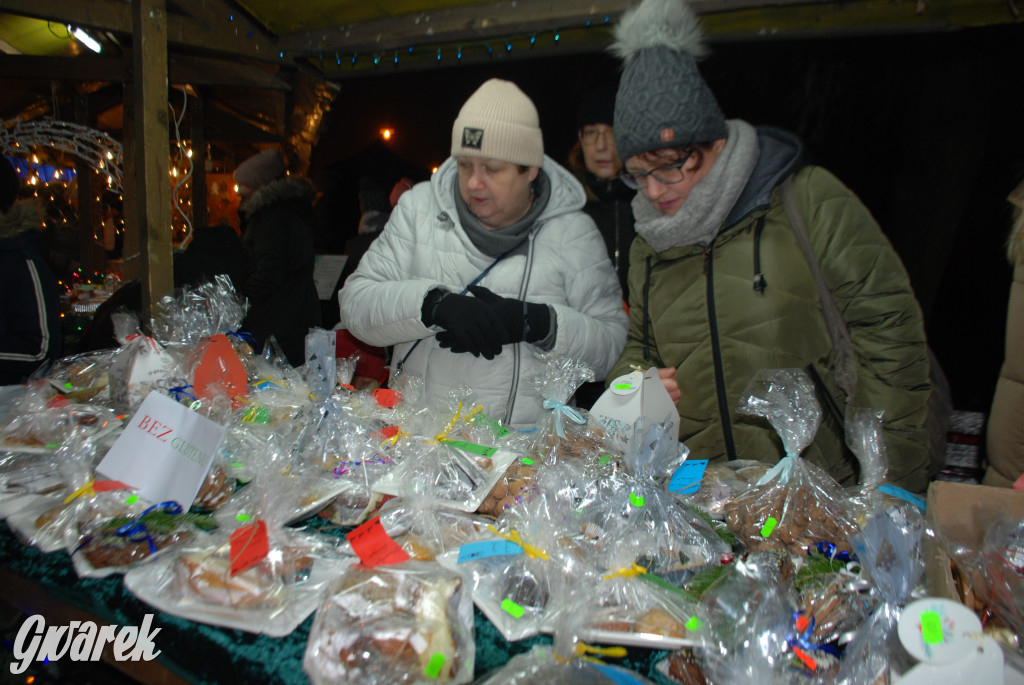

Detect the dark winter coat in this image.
[580,175,636,301]
[238,176,322,367]
[608,127,932,492]
[0,201,61,384]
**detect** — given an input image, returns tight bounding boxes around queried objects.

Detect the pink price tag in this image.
[346,516,410,567]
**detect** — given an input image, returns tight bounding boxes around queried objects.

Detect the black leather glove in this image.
[449,285,551,347]
[422,288,507,360]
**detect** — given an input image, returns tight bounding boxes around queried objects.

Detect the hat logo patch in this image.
[462,127,484,149]
[660,127,675,143]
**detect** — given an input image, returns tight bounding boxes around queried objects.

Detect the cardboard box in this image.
[925,480,1024,602]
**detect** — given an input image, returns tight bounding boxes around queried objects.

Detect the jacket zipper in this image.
[706,242,738,460]
[504,230,538,424]
[752,214,767,294]
[642,256,653,361]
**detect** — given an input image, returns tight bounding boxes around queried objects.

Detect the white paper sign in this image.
[96,391,226,508]
[588,367,680,449]
[313,254,348,300]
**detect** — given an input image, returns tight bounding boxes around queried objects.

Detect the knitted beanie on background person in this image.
[450,78,544,168]
[234,148,285,190]
[576,82,618,130]
[610,0,728,162]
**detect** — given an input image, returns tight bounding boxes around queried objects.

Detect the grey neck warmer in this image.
[632,119,760,253]
[454,169,551,258]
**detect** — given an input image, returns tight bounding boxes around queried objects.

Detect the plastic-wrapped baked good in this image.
[303,561,474,684]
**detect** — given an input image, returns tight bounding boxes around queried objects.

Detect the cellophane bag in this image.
[6,425,108,552]
[474,645,656,685]
[550,569,710,651]
[150,275,248,347]
[303,560,475,684]
[723,369,859,557]
[793,546,870,646]
[0,379,120,452]
[951,514,1024,639]
[844,408,889,519]
[835,502,926,684]
[701,552,831,684]
[585,419,730,581]
[39,349,114,402]
[123,438,351,636]
[692,460,771,520]
[371,494,491,562]
[450,489,599,641]
[523,356,619,465]
[296,396,396,526]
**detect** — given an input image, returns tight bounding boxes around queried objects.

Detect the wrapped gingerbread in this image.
[123,450,353,637]
[303,561,475,684]
[474,645,657,685]
[723,369,859,557]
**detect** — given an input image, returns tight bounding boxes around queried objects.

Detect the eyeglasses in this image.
[579,126,613,145]
[619,160,688,190]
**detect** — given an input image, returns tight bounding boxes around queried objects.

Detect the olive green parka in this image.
[607,127,931,492]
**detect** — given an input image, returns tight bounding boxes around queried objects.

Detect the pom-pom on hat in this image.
[451,78,544,168]
[610,0,728,162]
[233,148,285,190]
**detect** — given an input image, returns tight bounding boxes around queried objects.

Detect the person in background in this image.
[0,156,61,384]
[340,78,627,427]
[984,177,1024,487]
[234,148,321,367]
[567,83,637,410]
[566,82,636,301]
[605,0,932,492]
[173,223,247,290]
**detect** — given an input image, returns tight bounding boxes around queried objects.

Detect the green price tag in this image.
[64,382,73,390]
[124,494,139,505]
[424,652,446,678]
[760,516,778,537]
[236,513,253,522]
[442,440,498,457]
[629,493,645,507]
[230,461,244,468]
[501,598,525,618]
[920,610,943,644]
[685,616,703,631]
[613,383,632,390]
[522,457,535,465]
[599,455,612,465]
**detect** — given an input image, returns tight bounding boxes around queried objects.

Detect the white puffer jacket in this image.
[339,155,628,427]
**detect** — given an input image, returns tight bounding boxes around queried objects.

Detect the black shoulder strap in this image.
[779,176,858,410]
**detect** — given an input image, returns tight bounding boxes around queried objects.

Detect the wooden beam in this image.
[132,0,174,321]
[0,0,290,65]
[190,90,207,234]
[0,54,291,90]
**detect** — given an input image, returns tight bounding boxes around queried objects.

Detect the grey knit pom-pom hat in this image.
[610,0,727,162]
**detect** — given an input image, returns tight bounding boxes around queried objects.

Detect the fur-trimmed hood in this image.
[237,176,316,216]
[0,200,43,241]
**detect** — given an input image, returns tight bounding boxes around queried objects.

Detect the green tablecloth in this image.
[0,519,673,684]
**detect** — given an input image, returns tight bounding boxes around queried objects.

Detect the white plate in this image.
[898,597,983,665]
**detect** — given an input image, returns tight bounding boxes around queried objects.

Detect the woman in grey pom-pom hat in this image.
[339,78,628,428]
[604,0,937,493]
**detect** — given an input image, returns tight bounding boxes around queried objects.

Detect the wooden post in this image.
[131,0,174,325]
[120,81,140,284]
[73,93,102,276]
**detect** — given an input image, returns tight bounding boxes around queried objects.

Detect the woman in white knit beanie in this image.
[339,78,628,428]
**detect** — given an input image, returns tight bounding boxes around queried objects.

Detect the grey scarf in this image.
[454,169,551,258]
[632,120,760,253]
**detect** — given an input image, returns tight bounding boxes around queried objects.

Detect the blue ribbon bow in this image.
[542,399,585,438]
[115,501,183,554]
[786,612,840,664]
[809,541,855,563]
[168,382,196,403]
[226,330,259,348]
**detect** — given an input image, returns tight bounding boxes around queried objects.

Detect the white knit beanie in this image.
[450,79,544,168]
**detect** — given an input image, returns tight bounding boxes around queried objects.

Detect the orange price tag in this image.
[92,480,134,492]
[346,516,410,568]
[229,520,270,576]
[793,647,817,671]
[372,388,401,409]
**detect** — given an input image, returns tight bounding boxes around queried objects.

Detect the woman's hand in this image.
[658,367,681,404]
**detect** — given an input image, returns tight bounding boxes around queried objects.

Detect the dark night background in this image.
[308,23,1024,418]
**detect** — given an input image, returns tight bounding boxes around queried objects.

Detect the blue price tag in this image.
[877,484,927,513]
[591,664,647,685]
[457,540,523,563]
[668,459,709,495]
